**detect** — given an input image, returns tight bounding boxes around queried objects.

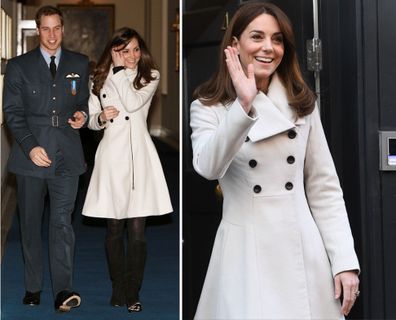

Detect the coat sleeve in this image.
[2,59,39,157]
[304,106,360,277]
[190,99,257,180]
[109,69,159,113]
[87,93,106,131]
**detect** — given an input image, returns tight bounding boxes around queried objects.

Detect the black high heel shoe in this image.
[127,301,142,312]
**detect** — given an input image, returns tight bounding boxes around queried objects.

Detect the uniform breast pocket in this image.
[24,85,41,97]
[63,79,81,97]
[23,85,44,108]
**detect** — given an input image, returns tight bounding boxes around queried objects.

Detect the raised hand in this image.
[111,47,125,67]
[224,46,257,114]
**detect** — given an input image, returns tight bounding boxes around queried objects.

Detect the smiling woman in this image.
[189,2,360,319]
[82,27,173,313]
[112,38,141,71]
[230,13,284,94]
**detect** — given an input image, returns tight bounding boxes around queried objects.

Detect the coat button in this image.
[245,136,250,142]
[125,116,129,120]
[249,159,257,168]
[110,119,113,123]
[288,130,297,139]
[285,182,293,190]
[253,185,262,193]
[102,94,106,98]
[287,156,295,164]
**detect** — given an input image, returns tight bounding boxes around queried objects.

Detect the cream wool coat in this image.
[191,73,359,320]
[82,68,173,219]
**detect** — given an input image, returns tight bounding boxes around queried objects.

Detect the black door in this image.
[182,1,315,319]
[319,0,396,318]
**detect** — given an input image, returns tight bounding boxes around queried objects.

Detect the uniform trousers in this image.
[16,152,79,297]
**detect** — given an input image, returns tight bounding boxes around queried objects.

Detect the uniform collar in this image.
[40,47,62,67]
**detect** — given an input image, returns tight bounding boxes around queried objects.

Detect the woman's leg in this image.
[106,218,126,306]
[125,217,147,312]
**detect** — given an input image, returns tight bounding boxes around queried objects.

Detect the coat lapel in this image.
[56,48,69,80]
[35,47,52,82]
[248,73,305,142]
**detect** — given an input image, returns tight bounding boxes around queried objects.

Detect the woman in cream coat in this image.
[190,3,359,319]
[82,28,172,313]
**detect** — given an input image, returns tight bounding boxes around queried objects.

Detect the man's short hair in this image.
[35,5,64,28]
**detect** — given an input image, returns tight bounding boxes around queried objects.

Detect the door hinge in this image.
[306,38,322,72]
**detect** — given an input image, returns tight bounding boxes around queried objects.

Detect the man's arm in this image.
[68,56,90,129]
[2,60,39,158]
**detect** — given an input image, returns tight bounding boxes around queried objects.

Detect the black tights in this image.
[105,217,147,305]
[106,217,146,242]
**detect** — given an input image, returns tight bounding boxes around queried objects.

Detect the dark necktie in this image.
[50,56,57,78]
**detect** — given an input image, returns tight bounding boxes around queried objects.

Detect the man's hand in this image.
[68,111,86,129]
[29,146,52,167]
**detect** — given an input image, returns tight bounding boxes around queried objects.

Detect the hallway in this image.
[1,138,179,320]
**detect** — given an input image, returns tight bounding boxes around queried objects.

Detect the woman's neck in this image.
[256,76,271,94]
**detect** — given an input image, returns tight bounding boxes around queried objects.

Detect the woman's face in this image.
[120,37,141,70]
[233,13,284,91]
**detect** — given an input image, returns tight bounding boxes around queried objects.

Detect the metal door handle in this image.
[221,12,229,30]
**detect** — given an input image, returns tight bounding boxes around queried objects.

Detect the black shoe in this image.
[23,291,41,305]
[110,282,126,307]
[127,301,142,313]
[54,290,81,312]
[110,296,126,307]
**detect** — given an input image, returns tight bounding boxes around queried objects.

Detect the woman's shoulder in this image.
[191,99,230,120]
[191,98,227,109]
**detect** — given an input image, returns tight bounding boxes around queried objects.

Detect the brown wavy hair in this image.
[92,27,158,96]
[193,1,316,117]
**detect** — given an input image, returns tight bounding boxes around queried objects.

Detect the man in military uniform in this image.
[2,5,89,312]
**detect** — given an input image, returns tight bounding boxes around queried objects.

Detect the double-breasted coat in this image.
[3,47,89,178]
[82,68,173,219]
[190,73,360,319]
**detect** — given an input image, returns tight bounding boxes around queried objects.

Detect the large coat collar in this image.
[248,73,305,142]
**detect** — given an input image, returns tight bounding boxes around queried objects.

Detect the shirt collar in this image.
[40,47,62,67]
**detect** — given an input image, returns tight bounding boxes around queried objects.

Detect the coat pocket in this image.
[23,85,44,110]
